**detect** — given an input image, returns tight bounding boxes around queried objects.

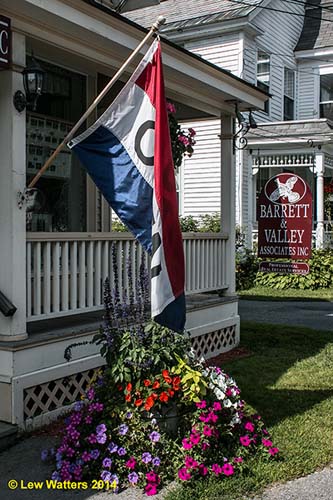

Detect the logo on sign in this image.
[0,16,11,69]
[257,173,312,261]
[265,175,306,204]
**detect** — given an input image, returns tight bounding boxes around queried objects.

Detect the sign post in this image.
[257,173,312,274]
[0,15,11,69]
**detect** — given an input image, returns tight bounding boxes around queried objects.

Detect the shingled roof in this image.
[295,0,333,51]
[124,0,264,32]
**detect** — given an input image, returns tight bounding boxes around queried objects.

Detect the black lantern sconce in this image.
[13,56,45,112]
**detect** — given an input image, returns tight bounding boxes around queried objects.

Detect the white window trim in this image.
[283,67,296,121]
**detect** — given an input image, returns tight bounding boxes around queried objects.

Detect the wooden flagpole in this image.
[28,16,166,189]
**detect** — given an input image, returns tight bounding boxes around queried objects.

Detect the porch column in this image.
[0,32,27,341]
[315,152,325,249]
[221,115,236,294]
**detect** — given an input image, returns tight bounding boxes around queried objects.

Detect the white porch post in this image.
[0,32,27,341]
[221,115,236,294]
[315,152,325,249]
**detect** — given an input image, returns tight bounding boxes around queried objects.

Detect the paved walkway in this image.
[239,299,333,330]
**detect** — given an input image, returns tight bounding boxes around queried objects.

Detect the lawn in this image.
[165,322,333,500]
[239,286,333,301]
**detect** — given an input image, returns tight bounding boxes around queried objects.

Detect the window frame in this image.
[283,67,295,121]
[256,49,271,115]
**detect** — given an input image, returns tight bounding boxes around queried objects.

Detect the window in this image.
[320,74,333,121]
[257,50,270,114]
[284,68,295,120]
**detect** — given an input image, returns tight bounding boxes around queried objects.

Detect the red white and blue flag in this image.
[68,40,185,332]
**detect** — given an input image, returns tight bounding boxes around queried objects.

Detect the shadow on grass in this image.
[221,321,333,426]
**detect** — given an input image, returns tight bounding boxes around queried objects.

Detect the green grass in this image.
[165,322,333,500]
[238,286,333,301]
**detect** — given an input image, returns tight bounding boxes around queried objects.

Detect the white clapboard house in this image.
[125,0,333,248]
[0,0,267,429]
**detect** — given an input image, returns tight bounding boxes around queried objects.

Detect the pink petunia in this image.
[240,435,252,447]
[126,457,136,469]
[198,464,208,476]
[190,433,201,445]
[196,400,207,409]
[268,447,279,456]
[234,457,243,463]
[211,463,222,475]
[185,456,199,469]
[145,483,158,496]
[203,425,213,437]
[213,402,222,411]
[222,463,235,476]
[182,438,193,450]
[244,422,255,432]
[262,439,273,448]
[178,468,191,481]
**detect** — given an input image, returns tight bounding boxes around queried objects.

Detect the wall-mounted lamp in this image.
[13,56,45,112]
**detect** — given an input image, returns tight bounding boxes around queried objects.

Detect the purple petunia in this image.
[149,431,161,443]
[128,472,139,484]
[90,449,100,460]
[108,442,118,453]
[102,457,112,468]
[118,424,129,436]
[96,433,107,444]
[96,424,107,434]
[118,447,126,456]
[142,452,152,464]
[152,457,161,467]
[101,470,111,482]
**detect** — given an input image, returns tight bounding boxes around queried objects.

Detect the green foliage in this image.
[172,354,208,402]
[198,213,221,233]
[236,248,259,291]
[95,321,191,384]
[111,219,128,232]
[255,249,333,290]
[179,213,221,233]
[179,215,200,232]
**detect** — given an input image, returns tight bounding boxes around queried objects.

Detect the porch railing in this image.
[26,232,229,321]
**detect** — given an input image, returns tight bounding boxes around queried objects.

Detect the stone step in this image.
[0,421,18,452]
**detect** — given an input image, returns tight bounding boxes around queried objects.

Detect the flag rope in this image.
[27,16,166,189]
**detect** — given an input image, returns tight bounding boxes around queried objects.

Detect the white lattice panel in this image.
[23,367,100,419]
[191,325,236,359]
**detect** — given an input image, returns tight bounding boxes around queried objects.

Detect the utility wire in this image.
[282,0,333,13]
[227,0,333,23]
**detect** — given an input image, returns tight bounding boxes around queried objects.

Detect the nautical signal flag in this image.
[68,40,185,332]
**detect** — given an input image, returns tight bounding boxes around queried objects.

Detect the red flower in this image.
[134,398,143,407]
[152,380,160,390]
[144,396,155,411]
[126,383,132,393]
[144,379,151,387]
[125,394,131,402]
[117,385,123,391]
[159,392,169,403]
[152,393,158,400]
[168,388,175,397]
[162,370,172,384]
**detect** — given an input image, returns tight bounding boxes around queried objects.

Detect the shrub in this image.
[179,215,200,232]
[236,248,259,291]
[255,249,333,290]
[198,213,220,233]
[111,219,128,232]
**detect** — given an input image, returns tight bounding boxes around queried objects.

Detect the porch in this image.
[0,0,268,427]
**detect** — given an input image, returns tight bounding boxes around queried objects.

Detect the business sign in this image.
[259,261,309,275]
[257,173,312,260]
[0,15,11,69]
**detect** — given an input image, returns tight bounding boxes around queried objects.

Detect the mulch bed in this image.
[207,346,253,367]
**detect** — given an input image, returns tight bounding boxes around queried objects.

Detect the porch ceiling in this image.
[2,0,268,117]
